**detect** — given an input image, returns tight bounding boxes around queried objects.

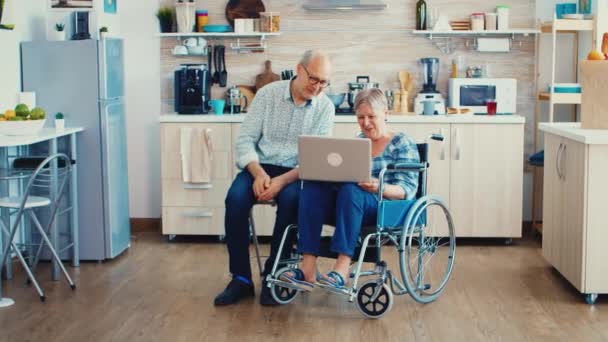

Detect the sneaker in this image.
[213,278,255,306]
[259,280,280,306]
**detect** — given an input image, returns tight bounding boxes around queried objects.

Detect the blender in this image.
[414,58,446,115]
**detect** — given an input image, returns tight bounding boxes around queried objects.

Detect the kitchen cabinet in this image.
[160,115,524,239]
[540,123,608,304]
[449,124,524,237]
[160,123,233,236]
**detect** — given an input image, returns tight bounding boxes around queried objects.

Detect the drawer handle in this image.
[181,211,213,218]
[183,183,213,189]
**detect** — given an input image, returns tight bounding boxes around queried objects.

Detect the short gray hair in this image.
[299,50,329,67]
[354,88,388,113]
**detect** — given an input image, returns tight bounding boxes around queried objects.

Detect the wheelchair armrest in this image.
[386,162,428,172]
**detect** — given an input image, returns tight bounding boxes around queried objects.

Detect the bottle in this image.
[416,0,427,30]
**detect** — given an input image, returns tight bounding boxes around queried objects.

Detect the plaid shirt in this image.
[359,132,420,200]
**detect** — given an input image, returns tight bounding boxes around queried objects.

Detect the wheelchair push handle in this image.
[427,133,444,142]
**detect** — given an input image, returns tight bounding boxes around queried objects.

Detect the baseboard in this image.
[130,218,161,233]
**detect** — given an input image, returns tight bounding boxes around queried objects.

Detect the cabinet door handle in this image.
[556,143,563,180]
[453,127,461,161]
[183,183,213,190]
[560,144,566,180]
[181,211,213,218]
[439,128,446,160]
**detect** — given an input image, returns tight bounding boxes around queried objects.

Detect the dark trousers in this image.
[297,181,378,257]
[224,164,300,281]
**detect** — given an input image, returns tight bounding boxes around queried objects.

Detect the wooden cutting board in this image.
[581,61,608,129]
[225,0,265,27]
[255,60,280,92]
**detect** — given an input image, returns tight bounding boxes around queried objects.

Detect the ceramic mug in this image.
[172,45,188,55]
[197,37,207,47]
[188,45,205,55]
[183,38,198,47]
[209,99,226,115]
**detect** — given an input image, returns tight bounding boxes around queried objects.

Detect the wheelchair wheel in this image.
[270,267,300,305]
[399,195,456,304]
[355,280,394,319]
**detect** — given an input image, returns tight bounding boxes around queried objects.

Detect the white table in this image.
[0,128,83,307]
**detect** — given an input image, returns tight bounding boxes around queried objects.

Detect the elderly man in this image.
[214,50,335,306]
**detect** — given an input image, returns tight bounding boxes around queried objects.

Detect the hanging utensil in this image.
[207,44,213,87]
[219,45,228,87]
[212,45,220,85]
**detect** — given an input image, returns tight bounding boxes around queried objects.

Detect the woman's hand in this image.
[358,178,379,194]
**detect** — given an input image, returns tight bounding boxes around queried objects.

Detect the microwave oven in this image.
[448,78,517,114]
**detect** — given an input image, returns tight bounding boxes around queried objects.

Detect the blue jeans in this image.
[297,181,378,258]
[224,164,300,281]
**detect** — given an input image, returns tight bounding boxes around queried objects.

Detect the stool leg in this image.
[0,222,45,300]
[29,211,75,289]
[249,210,263,277]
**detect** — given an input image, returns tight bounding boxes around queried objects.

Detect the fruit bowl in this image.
[0,119,46,136]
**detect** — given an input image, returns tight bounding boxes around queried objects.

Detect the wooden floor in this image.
[1,231,607,342]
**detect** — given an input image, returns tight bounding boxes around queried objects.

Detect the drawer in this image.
[162,179,231,207]
[162,149,232,180]
[162,206,224,235]
[161,123,233,180]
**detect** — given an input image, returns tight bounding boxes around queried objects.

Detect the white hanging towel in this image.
[190,128,213,183]
[180,127,193,183]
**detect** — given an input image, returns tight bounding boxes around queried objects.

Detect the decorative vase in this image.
[175,2,195,33]
[55,118,65,130]
[50,30,66,41]
[159,20,172,33]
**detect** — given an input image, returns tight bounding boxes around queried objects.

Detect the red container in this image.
[486,99,497,115]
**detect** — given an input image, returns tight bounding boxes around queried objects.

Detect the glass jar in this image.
[485,13,497,31]
[470,13,485,31]
[260,12,280,32]
[496,5,510,30]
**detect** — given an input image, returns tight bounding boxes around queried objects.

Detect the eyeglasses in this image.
[301,65,331,88]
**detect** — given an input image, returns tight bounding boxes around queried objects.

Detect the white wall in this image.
[0,0,160,218]
[120,2,161,218]
[0,0,46,108]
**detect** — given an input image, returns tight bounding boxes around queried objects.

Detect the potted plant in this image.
[156,7,174,33]
[99,26,108,39]
[0,0,15,30]
[51,23,66,41]
[55,112,65,130]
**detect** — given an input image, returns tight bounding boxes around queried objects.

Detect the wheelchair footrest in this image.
[317,237,380,263]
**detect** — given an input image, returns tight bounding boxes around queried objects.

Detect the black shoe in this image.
[214,279,255,306]
[259,280,279,306]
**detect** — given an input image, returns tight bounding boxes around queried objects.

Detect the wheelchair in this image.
[265,134,456,319]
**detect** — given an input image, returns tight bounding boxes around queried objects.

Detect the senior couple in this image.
[214,50,420,306]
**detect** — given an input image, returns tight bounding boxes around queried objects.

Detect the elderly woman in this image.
[282,88,420,290]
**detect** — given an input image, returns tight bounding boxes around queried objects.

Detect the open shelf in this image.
[157,32,281,38]
[538,92,582,104]
[413,29,539,36]
[540,19,594,33]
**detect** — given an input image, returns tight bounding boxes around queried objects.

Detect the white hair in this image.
[354,88,388,113]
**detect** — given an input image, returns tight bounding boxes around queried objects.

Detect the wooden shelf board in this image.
[540,19,594,33]
[157,32,281,38]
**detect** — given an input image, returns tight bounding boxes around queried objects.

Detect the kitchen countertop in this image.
[539,122,608,145]
[160,113,525,124]
[0,127,84,147]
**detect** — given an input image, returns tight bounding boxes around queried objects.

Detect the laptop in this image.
[298,135,372,182]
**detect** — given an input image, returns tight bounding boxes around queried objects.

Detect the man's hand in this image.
[358,178,379,194]
[253,173,271,199]
[258,176,286,202]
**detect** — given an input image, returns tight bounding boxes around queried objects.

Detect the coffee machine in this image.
[72,11,91,40]
[414,58,446,115]
[174,64,211,114]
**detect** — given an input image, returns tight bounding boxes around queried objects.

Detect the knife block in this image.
[581,61,608,129]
